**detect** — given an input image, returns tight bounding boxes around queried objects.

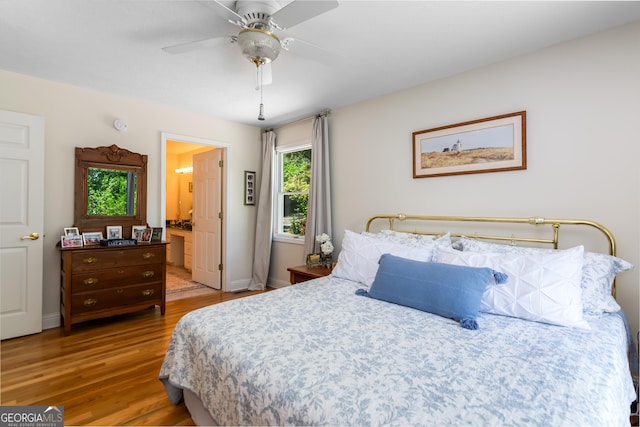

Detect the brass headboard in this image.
[365,214,618,296]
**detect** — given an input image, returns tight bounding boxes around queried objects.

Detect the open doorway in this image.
[161,132,229,295]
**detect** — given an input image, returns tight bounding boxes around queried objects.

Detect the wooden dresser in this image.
[59,242,168,335]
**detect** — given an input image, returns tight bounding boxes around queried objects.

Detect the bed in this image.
[160,214,637,426]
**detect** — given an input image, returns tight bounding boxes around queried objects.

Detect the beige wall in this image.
[329,22,640,339]
[0,70,261,327]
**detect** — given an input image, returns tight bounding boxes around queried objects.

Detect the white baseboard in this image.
[268,277,289,289]
[42,312,60,330]
[226,278,251,292]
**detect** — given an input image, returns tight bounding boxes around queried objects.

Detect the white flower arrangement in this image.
[316,233,334,255]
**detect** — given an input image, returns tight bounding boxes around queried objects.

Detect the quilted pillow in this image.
[358,254,508,330]
[331,230,444,289]
[435,245,590,329]
[458,236,633,315]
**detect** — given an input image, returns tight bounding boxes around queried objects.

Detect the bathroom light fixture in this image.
[175,166,193,174]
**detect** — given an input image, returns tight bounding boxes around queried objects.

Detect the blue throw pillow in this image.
[357,254,508,330]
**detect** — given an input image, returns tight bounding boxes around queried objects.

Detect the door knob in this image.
[21,232,40,240]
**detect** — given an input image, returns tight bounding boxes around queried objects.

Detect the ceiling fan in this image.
[162,1,339,120]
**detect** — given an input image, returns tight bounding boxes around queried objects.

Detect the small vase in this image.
[322,253,333,269]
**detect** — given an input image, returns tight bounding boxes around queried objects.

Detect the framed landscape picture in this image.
[412,111,526,178]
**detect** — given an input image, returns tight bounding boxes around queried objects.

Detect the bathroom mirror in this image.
[74,144,147,238]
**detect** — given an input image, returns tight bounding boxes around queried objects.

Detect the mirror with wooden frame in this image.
[74,144,147,238]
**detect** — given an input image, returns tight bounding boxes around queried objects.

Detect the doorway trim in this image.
[161,132,230,291]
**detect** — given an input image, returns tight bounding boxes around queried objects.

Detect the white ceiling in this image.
[2,1,640,127]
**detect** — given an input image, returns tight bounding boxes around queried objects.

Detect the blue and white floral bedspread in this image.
[159,276,636,426]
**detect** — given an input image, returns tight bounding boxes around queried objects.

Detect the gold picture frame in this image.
[412,111,526,178]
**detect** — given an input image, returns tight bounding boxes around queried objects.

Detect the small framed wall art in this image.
[244,171,256,205]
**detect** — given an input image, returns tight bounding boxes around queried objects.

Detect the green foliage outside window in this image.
[87,168,137,216]
[283,149,310,236]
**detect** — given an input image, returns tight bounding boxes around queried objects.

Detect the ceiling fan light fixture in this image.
[237,28,281,64]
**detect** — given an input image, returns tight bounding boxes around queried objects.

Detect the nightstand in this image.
[287,265,332,284]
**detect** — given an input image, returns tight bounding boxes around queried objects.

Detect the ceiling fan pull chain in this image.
[257,63,265,121]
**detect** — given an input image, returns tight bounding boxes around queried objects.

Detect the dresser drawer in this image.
[71,264,164,291]
[71,283,162,315]
[71,246,165,272]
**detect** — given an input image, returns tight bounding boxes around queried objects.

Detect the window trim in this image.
[273,142,311,244]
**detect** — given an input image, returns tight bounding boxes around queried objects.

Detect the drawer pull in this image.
[142,252,155,259]
[83,298,98,307]
[83,278,99,286]
[142,289,155,297]
[83,257,98,264]
[116,289,124,294]
[141,271,155,278]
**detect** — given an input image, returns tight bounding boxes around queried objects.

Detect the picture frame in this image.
[412,111,526,178]
[139,228,153,243]
[244,171,256,206]
[61,234,83,248]
[306,253,322,267]
[132,225,147,241]
[151,227,163,242]
[82,232,103,246]
[133,226,152,243]
[106,225,123,240]
[64,227,80,236]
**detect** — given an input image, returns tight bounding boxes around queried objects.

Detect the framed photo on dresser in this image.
[82,232,103,246]
[106,225,122,240]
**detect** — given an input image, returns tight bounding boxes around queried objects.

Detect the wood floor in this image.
[0,289,269,426]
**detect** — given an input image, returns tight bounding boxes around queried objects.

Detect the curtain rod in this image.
[267,109,330,132]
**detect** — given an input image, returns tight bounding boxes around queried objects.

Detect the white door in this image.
[0,110,45,340]
[191,149,222,289]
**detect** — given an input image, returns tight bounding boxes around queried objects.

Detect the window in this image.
[274,145,311,240]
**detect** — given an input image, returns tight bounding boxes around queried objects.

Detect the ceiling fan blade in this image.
[255,63,273,89]
[281,37,341,64]
[207,0,247,27]
[162,35,235,55]
[270,0,339,30]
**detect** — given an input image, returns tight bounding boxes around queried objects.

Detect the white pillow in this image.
[362,229,440,249]
[435,245,590,329]
[580,252,632,315]
[458,236,633,315]
[331,230,438,289]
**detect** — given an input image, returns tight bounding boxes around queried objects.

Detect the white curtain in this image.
[303,114,332,259]
[248,130,275,290]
